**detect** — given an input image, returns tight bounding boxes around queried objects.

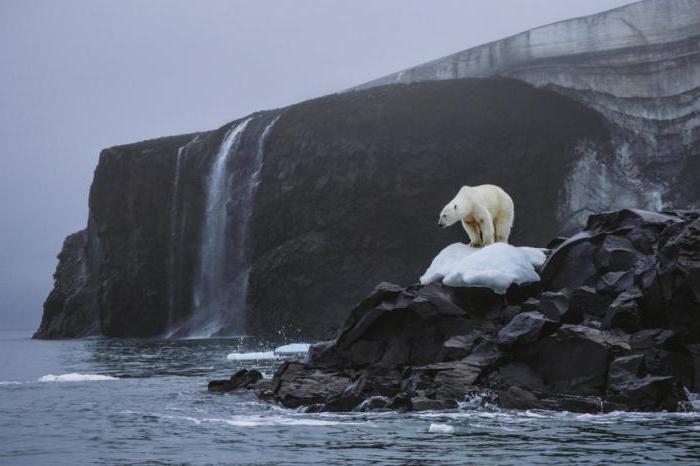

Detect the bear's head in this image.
[438,187,472,228]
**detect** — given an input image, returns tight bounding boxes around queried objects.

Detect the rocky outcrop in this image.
[215,209,699,413]
[34,230,99,338]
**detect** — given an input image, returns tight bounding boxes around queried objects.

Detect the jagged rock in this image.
[486,362,545,392]
[499,386,548,410]
[607,354,687,411]
[208,369,263,393]
[354,396,391,412]
[569,286,612,318]
[537,290,582,324]
[542,209,700,344]
[602,289,643,332]
[213,209,698,413]
[273,362,354,409]
[497,312,559,347]
[532,325,629,396]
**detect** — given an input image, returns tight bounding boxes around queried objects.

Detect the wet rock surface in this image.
[213,209,700,413]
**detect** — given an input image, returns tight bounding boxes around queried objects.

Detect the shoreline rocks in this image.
[209,209,700,413]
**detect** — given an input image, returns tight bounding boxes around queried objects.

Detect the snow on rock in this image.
[419,243,546,294]
[38,373,119,382]
[274,343,311,356]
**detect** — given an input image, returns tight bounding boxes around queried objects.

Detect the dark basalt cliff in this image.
[211,209,700,413]
[36,0,699,339]
[35,78,610,339]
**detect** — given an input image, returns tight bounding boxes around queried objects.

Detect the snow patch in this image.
[38,373,119,382]
[420,242,546,294]
[428,423,455,434]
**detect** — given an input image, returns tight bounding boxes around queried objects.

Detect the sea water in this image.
[1,330,699,465]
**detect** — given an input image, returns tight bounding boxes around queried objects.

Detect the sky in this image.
[0,0,635,329]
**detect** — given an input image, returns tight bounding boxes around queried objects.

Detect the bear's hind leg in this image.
[495,213,513,243]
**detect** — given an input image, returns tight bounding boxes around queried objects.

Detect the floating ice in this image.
[428,423,455,434]
[38,373,119,382]
[274,343,311,355]
[420,242,546,294]
[226,351,276,361]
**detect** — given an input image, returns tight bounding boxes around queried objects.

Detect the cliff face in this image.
[353,0,700,229]
[36,78,610,339]
[36,0,699,339]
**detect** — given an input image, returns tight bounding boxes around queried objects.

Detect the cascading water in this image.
[233,116,279,320]
[167,135,200,333]
[188,118,252,337]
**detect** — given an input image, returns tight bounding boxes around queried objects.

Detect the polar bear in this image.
[437,184,514,247]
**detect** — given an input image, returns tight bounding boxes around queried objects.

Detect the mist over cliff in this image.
[35,0,700,340]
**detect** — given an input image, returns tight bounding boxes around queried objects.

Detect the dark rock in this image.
[497,311,559,347]
[441,333,481,361]
[33,230,100,339]
[273,362,353,409]
[410,397,458,411]
[606,352,689,411]
[602,288,643,332]
[208,369,264,393]
[533,325,629,396]
[354,396,391,412]
[487,362,545,392]
[499,386,548,410]
[538,290,582,324]
[569,286,612,319]
[540,394,605,414]
[387,393,411,411]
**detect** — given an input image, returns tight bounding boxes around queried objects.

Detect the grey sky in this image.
[0,0,635,329]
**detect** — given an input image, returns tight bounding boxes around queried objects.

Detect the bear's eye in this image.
[453,205,457,209]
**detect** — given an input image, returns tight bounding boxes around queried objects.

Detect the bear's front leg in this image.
[473,205,495,246]
[461,219,483,247]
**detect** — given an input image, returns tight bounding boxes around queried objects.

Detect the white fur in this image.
[437,184,514,247]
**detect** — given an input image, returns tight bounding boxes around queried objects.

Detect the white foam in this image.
[153,413,353,427]
[226,351,276,361]
[420,242,546,294]
[274,343,311,355]
[38,373,119,382]
[428,423,455,434]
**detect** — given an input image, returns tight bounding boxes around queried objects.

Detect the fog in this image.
[0,0,634,329]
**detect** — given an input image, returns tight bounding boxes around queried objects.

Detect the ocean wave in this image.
[38,373,119,382]
[128,411,355,427]
[0,381,23,386]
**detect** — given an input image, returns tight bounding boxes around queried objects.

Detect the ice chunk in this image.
[420,242,546,294]
[38,373,119,382]
[274,343,311,355]
[428,423,455,434]
[226,351,276,361]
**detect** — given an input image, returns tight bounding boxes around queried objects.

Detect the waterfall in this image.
[189,118,252,337]
[167,135,200,333]
[234,115,279,321]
